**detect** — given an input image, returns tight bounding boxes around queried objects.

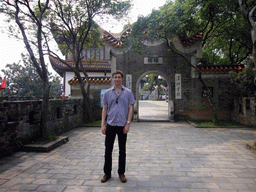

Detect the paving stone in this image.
[217,183,250,190]
[0,122,256,191]
[191,182,219,189]
[50,174,77,179]
[227,178,256,184]
[11,184,39,191]
[36,184,66,192]
[208,190,237,192]
[63,186,93,192]
[179,189,208,192]
[150,188,179,192]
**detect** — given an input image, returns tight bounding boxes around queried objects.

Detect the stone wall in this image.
[181,75,236,120]
[0,99,83,157]
[113,41,236,121]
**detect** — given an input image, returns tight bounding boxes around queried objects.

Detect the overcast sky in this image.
[0,0,168,77]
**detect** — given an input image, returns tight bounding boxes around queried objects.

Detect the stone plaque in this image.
[175,74,182,99]
[126,74,132,91]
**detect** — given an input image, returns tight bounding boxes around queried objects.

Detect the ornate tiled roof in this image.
[103,27,203,48]
[68,76,111,85]
[179,29,204,47]
[103,27,132,48]
[198,64,245,73]
[52,19,203,50]
[49,55,111,74]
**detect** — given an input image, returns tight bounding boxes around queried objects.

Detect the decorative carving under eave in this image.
[68,77,112,85]
[198,64,245,73]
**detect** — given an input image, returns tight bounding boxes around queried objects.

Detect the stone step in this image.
[22,136,69,152]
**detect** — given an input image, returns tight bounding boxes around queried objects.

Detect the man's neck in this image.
[114,85,122,95]
[114,85,122,90]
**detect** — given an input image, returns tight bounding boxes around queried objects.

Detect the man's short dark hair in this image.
[112,70,123,78]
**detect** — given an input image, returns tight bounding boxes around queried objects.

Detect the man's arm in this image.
[127,104,133,122]
[123,104,133,134]
[101,104,107,135]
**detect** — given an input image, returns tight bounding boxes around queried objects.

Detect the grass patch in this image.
[84,120,104,126]
[189,119,243,127]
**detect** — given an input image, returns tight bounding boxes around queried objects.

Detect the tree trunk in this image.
[250,8,256,67]
[13,0,51,138]
[40,82,51,139]
[252,30,256,66]
[239,1,256,67]
[76,72,93,123]
[81,85,93,123]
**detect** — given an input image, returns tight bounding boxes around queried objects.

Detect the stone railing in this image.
[0,99,83,157]
[0,96,59,102]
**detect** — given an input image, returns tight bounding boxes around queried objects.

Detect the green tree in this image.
[142,74,167,99]
[47,0,131,123]
[195,0,253,65]
[125,0,253,65]
[238,0,256,66]
[1,0,51,139]
[230,60,256,97]
[1,54,62,98]
[49,75,62,99]
[2,62,43,97]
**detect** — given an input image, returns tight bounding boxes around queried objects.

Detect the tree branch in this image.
[14,1,43,79]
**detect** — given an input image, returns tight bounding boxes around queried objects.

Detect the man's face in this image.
[113,73,123,87]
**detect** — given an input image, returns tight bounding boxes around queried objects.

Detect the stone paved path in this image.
[0,122,256,192]
[139,101,169,121]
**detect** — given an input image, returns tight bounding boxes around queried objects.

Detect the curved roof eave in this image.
[49,55,111,74]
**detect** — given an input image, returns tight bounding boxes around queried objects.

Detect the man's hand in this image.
[123,123,130,134]
[101,124,106,135]
[101,104,107,135]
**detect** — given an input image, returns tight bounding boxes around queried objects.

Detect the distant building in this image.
[50,26,245,121]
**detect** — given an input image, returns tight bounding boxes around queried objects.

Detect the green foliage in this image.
[142,74,167,95]
[49,0,131,59]
[126,0,254,66]
[230,61,256,97]
[196,0,253,65]
[49,75,63,98]
[1,54,62,98]
[125,0,201,52]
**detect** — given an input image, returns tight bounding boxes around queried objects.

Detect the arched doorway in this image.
[135,70,173,122]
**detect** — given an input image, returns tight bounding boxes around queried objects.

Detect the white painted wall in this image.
[65,72,74,96]
[64,71,111,97]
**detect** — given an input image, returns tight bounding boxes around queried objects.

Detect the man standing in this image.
[101,70,135,183]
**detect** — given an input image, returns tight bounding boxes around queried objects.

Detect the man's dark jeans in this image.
[104,124,127,176]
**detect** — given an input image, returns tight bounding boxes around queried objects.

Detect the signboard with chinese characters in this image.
[175,74,182,99]
[144,57,163,64]
[126,74,132,91]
